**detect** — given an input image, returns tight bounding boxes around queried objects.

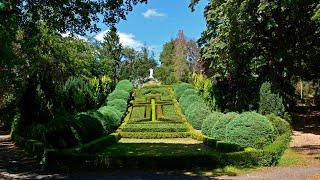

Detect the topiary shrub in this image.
[74,111,106,143]
[107,90,130,102]
[107,99,128,113]
[185,101,208,115]
[186,105,211,130]
[259,82,285,116]
[201,111,224,136]
[98,106,122,128]
[179,89,198,101]
[225,112,276,149]
[210,112,239,141]
[180,94,203,112]
[116,80,133,93]
[174,83,193,99]
[266,114,291,136]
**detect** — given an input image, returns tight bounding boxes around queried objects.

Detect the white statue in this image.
[148,68,154,79]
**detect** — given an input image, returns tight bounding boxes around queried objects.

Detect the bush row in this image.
[121,123,187,133]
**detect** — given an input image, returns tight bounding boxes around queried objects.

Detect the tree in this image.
[156,40,175,84]
[192,0,320,111]
[100,26,122,83]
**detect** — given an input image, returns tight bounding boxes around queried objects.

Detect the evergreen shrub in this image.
[210,112,239,141]
[107,90,130,102]
[174,83,193,99]
[259,82,285,116]
[180,94,203,112]
[201,112,224,136]
[266,114,291,136]
[186,105,210,130]
[107,99,128,113]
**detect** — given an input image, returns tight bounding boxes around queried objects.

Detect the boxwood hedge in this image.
[201,111,224,136]
[180,94,203,112]
[98,106,122,128]
[266,114,291,136]
[210,112,239,141]
[186,105,210,130]
[107,90,130,102]
[173,83,193,99]
[225,112,276,149]
[179,89,198,101]
[107,99,128,114]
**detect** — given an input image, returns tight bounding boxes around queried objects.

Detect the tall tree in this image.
[156,40,175,84]
[173,30,189,82]
[101,26,122,83]
[192,0,320,111]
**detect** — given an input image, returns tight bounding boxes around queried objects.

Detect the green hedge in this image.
[201,112,224,136]
[107,99,128,113]
[107,90,130,102]
[173,83,193,99]
[225,112,276,149]
[259,82,285,116]
[210,112,239,141]
[266,114,291,136]
[185,103,210,130]
[74,111,106,143]
[98,106,121,128]
[180,94,203,112]
[121,123,187,132]
[115,80,133,92]
[179,89,198,101]
[119,132,190,139]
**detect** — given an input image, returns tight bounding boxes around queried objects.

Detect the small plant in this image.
[225,112,276,149]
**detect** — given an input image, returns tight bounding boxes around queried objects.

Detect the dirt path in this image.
[0,134,67,179]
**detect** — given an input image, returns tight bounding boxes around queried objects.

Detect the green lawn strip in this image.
[130,106,145,119]
[119,132,190,138]
[121,123,188,132]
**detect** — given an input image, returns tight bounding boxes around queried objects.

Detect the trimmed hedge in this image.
[225,112,276,149]
[115,80,133,93]
[210,112,239,141]
[98,106,121,128]
[179,89,198,101]
[107,89,130,102]
[119,132,190,139]
[186,105,210,130]
[180,94,203,112]
[173,83,193,99]
[74,111,106,143]
[121,123,187,132]
[107,99,128,113]
[201,112,224,136]
[266,114,291,136]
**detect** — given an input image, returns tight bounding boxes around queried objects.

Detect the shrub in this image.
[180,94,203,112]
[185,101,208,115]
[225,112,276,149]
[107,99,128,113]
[74,111,106,143]
[259,82,285,116]
[186,105,211,130]
[174,83,193,99]
[266,114,291,136]
[98,106,122,128]
[116,80,133,92]
[201,112,224,136]
[179,89,198,101]
[107,90,130,102]
[210,112,239,141]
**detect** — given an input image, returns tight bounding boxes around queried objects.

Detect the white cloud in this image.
[95,30,144,50]
[142,9,165,18]
[60,32,87,41]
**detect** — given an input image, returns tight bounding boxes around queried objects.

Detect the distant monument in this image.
[148,68,154,79]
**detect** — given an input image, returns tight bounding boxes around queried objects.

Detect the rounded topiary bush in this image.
[185,101,208,115]
[174,83,193,99]
[107,89,130,102]
[266,114,291,136]
[116,80,133,92]
[201,111,224,136]
[107,99,128,113]
[74,111,106,143]
[180,94,203,112]
[98,106,122,128]
[186,105,211,130]
[179,89,198,101]
[210,112,239,140]
[225,112,276,149]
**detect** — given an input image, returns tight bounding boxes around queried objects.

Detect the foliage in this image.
[115,80,133,92]
[107,99,128,114]
[186,104,210,130]
[210,112,239,141]
[266,114,291,136]
[107,89,130,102]
[173,82,193,99]
[119,132,190,139]
[121,123,187,132]
[156,40,176,84]
[201,112,224,137]
[74,112,106,143]
[259,82,285,116]
[191,73,218,110]
[179,89,198,101]
[180,94,203,112]
[97,106,122,128]
[225,112,276,149]
[194,0,320,112]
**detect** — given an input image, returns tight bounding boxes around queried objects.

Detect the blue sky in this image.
[94,0,208,59]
